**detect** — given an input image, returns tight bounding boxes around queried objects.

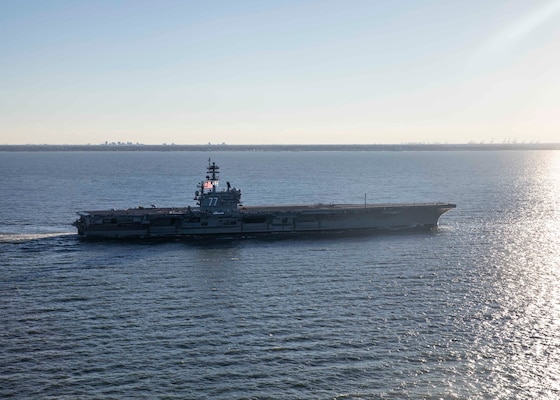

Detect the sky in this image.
[1,0,560,145]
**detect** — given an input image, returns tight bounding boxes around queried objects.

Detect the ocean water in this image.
[1,150,559,399]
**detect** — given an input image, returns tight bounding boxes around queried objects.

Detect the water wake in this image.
[0,232,75,243]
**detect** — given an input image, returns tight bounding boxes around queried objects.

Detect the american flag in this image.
[203,181,214,189]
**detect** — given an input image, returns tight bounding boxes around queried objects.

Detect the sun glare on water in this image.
[478,151,560,398]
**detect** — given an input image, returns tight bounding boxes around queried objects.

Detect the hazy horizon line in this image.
[2,143,560,151]
[2,141,559,147]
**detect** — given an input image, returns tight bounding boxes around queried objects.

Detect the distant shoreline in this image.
[1,143,560,152]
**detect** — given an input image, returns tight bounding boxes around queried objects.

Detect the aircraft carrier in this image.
[73,159,456,239]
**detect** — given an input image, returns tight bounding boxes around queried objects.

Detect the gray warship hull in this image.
[73,202,455,239]
[73,160,455,239]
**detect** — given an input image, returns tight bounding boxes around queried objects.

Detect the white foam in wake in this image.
[0,232,75,243]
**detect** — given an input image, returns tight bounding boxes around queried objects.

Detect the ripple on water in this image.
[2,151,560,398]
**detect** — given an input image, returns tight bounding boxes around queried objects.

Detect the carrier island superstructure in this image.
[73,159,455,239]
